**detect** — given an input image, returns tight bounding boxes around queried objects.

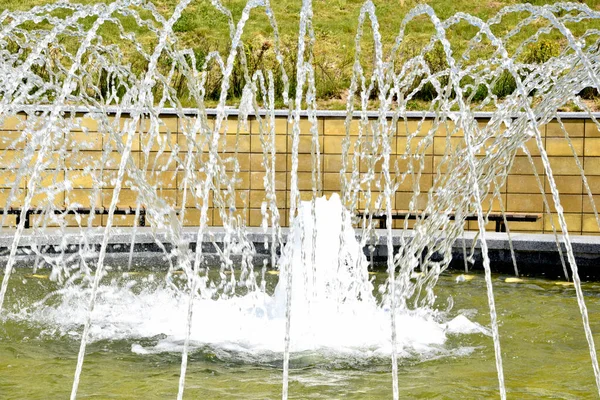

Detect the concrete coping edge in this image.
[1,228,599,254]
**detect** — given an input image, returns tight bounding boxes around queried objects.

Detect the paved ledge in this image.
[444,231,600,254]
[2,227,598,253]
[0,228,599,279]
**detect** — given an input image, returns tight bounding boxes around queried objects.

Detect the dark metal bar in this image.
[356,210,541,229]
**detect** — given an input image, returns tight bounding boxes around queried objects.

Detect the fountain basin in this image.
[1,269,598,399]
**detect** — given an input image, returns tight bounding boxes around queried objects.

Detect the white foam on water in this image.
[18,285,465,359]
[445,314,491,336]
[11,195,487,361]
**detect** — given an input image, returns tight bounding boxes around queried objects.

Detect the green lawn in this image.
[3,0,600,109]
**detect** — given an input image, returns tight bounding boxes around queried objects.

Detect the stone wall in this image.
[0,111,598,235]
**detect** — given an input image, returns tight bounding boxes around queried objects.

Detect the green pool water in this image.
[1,269,600,399]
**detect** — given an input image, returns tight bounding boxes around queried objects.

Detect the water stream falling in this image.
[1,1,600,398]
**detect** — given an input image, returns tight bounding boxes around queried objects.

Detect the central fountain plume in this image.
[273,194,374,320]
[1,0,600,399]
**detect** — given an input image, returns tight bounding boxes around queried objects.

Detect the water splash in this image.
[11,274,482,358]
[7,196,485,360]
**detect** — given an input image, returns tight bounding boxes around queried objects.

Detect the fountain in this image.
[1,0,600,398]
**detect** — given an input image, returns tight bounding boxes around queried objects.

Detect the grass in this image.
[3,0,600,110]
